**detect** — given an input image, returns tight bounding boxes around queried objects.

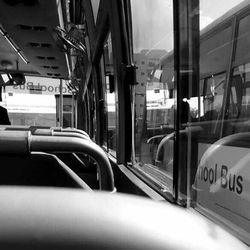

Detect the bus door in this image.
[55,94,76,128]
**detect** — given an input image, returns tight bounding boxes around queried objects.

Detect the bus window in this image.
[200,26,233,76]
[131,0,174,196]
[204,74,225,120]
[0,75,71,127]
[235,14,250,65]
[226,64,250,133]
[189,0,250,245]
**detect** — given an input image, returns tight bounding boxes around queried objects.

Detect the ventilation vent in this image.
[47,73,61,77]
[36,56,55,60]
[42,66,59,69]
[29,43,52,48]
[18,25,46,31]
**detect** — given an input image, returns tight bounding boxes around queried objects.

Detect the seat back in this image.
[0,152,91,189]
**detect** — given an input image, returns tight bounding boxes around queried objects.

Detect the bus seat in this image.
[0,125,95,172]
[0,125,90,139]
[0,152,91,189]
[55,153,99,189]
[0,130,115,192]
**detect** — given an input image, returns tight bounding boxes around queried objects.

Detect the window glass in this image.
[87,83,96,138]
[99,56,108,147]
[235,14,250,65]
[90,0,100,24]
[131,0,174,195]
[83,94,90,133]
[200,27,233,76]
[200,73,226,136]
[103,32,116,155]
[56,95,75,128]
[0,75,72,126]
[226,64,250,134]
[189,0,250,245]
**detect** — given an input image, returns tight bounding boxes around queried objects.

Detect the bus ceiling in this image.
[0,0,86,80]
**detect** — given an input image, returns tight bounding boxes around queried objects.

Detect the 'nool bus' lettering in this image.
[198,164,243,195]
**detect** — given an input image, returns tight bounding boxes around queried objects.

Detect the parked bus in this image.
[141,0,250,244]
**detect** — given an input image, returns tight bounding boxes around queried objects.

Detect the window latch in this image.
[124,64,138,86]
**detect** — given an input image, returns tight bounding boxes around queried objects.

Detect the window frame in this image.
[83,0,132,164]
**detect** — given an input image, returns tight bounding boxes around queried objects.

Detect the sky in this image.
[131,0,246,53]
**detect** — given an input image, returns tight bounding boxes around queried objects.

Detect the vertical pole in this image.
[59,79,63,127]
[71,93,74,127]
[75,94,78,128]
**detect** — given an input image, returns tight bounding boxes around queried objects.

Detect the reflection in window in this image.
[0,76,63,126]
[200,27,233,76]
[103,32,116,155]
[190,0,250,245]
[227,64,250,133]
[131,0,174,194]
[203,73,225,122]
[235,14,250,64]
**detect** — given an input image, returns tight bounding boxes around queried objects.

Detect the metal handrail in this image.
[0,130,115,192]
[0,125,90,139]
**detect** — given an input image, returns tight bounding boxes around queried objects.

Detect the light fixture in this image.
[0,28,4,36]
[0,26,29,64]
[0,60,13,70]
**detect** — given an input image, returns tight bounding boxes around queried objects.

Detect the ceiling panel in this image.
[0,0,69,79]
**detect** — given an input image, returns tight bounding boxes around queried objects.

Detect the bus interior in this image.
[0,0,249,249]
